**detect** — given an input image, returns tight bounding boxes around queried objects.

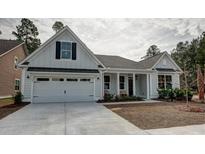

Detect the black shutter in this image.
[72,42,77,60]
[56,41,61,59]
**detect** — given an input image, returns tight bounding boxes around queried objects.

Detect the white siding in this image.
[155,55,178,70]
[172,74,180,89]
[22,70,32,102]
[150,73,158,98]
[28,31,98,69]
[104,73,128,96]
[138,74,147,98]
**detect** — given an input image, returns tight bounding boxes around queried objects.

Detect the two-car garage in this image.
[32,76,95,103]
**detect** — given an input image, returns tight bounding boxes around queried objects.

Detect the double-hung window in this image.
[158,75,172,89]
[104,76,110,90]
[15,79,20,91]
[61,42,72,59]
[120,76,125,90]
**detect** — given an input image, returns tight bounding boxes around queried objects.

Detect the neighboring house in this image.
[0,39,27,99]
[19,26,183,103]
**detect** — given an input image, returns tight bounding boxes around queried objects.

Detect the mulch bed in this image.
[0,103,29,120]
[105,101,205,130]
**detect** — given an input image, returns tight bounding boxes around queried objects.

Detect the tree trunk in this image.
[197,64,204,100]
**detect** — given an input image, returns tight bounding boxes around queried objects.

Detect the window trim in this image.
[14,79,20,91]
[158,74,172,89]
[104,75,111,90]
[60,41,72,60]
[119,75,125,90]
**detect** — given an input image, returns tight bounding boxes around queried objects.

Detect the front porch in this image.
[102,72,151,99]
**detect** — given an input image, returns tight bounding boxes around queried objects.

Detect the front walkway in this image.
[0,102,147,135]
[146,124,205,135]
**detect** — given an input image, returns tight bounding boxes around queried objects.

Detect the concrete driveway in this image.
[0,102,147,135]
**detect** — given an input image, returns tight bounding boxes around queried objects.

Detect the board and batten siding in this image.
[27,32,98,69]
[155,54,178,70]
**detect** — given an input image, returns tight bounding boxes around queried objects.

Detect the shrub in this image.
[174,88,185,100]
[104,93,114,102]
[158,89,169,99]
[14,92,23,104]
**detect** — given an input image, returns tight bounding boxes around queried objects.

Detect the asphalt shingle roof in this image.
[95,52,164,70]
[0,39,23,56]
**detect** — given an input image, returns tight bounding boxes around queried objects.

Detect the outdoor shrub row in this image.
[158,88,193,101]
[97,93,144,103]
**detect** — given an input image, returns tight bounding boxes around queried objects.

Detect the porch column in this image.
[146,74,150,99]
[133,73,136,96]
[116,72,120,96]
[100,71,104,99]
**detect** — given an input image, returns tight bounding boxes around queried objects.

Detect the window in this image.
[61,42,72,59]
[158,75,172,89]
[104,76,110,90]
[166,75,172,89]
[52,78,64,81]
[15,79,20,91]
[120,76,125,90]
[37,78,49,81]
[158,75,165,89]
[14,57,18,69]
[80,79,91,82]
[67,78,78,82]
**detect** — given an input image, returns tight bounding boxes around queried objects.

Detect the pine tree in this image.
[12,18,41,54]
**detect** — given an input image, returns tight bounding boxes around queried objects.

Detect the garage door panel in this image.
[33,77,94,103]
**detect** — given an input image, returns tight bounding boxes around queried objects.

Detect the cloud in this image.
[0,18,205,61]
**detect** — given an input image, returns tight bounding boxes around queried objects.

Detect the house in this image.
[19,26,183,103]
[0,39,27,99]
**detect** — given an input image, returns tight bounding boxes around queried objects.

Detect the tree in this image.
[12,18,41,54]
[52,21,64,33]
[146,45,161,57]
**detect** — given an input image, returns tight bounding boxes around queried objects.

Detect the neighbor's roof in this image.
[0,39,24,56]
[95,52,164,69]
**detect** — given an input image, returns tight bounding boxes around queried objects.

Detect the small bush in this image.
[104,93,114,102]
[14,92,23,104]
[158,89,169,99]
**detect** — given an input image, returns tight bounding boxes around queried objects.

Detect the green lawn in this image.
[0,98,14,107]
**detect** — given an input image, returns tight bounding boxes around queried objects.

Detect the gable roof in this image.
[95,52,182,72]
[0,39,24,56]
[95,54,139,69]
[95,53,164,70]
[19,26,105,68]
[136,52,164,69]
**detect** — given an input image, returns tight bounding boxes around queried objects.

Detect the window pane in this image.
[61,50,71,59]
[15,80,20,90]
[37,78,49,81]
[67,78,78,82]
[61,42,71,50]
[52,78,64,81]
[120,76,125,82]
[120,83,124,89]
[158,75,165,89]
[104,76,110,82]
[166,75,172,89]
[80,79,90,82]
[104,83,110,89]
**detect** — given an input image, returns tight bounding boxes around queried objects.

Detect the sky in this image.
[0,18,205,61]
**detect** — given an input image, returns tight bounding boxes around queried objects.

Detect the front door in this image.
[128,77,133,96]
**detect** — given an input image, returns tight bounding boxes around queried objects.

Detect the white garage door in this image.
[32,77,94,103]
